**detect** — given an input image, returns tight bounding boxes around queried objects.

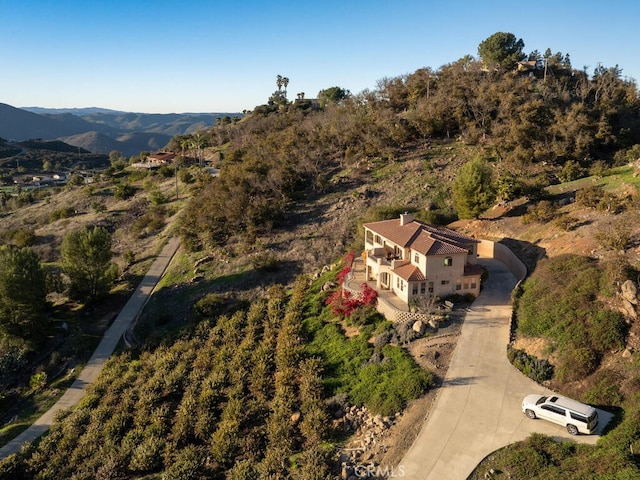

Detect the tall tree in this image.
[0,246,47,345]
[318,86,350,107]
[477,32,525,71]
[61,226,118,302]
[452,158,496,219]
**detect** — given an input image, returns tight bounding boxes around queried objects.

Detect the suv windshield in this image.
[536,396,547,405]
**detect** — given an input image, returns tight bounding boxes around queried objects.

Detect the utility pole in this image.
[174,159,179,200]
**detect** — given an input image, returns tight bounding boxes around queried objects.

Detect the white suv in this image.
[522,394,599,435]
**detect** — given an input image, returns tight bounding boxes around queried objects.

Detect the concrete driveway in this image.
[399,257,613,480]
[0,237,180,460]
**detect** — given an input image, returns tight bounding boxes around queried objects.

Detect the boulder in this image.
[621,280,639,305]
[322,281,337,292]
[412,320,426,335]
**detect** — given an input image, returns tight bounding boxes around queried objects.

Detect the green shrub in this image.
[128,169,148,182]
[114,183,135,200]
[194,293,225,318]
[555,345,599,382]
[3,227,36,247]
[522,200,556,224]
[250,250,278,271]
[29,371,47,391]
[349,345,434,416]
[90,200,107,213]
[506,345,554,382]
[583,370,625,406]
[163,445,209,480]
[558,160,585,182]
[50,206,75,221]
[148,188,167,205]
[595,219,633,251]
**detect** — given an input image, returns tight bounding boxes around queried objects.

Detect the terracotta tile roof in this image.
[148,152,176,162]
[364,217,478,256]
[394,263,426,281]
[364,218,422,247]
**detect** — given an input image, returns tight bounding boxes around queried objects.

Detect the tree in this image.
[452,158,496,219]
[61,226,118,302]
[0,246,47,345]
[318,86,350,107]
[477,32,525,71]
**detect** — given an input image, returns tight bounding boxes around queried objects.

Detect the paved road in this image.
[400,257,613,480]
[0,237,180,460]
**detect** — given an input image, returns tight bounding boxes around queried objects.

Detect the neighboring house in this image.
[131,152,176,169]
[363,213,483,307]
[147,152,176,165]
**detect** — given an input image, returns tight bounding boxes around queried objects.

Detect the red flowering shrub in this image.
[325,278,378,317]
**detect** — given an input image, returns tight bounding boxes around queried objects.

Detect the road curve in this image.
[0,237,180,460]
[399,257,610,480]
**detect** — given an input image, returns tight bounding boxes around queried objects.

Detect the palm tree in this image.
[276,74,283,92]
[190,133,206,167]
[282,77,289,99]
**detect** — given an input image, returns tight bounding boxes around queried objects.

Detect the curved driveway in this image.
[0,237,179,460]
[400,257,612,480]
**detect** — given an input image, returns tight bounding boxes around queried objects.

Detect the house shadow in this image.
[497,237,547,274]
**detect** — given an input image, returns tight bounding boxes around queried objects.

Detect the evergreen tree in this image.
[61,226,118,302]
[452,158,496,219]
[0,246,47,345]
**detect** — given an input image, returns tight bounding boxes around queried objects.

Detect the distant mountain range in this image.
[0,103,240,157]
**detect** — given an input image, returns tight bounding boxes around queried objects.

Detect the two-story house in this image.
[363,213,483,307]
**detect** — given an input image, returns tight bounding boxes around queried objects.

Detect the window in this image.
[366,230,373,244]
[412,284,418,295]
[541,405,566,416]
[374,234,381,245]
[444,257,452,266]
[414,253,419,264]
[420,282,426,294]
[441,280,450,286]
[456,279,462,291]
[570,412,588,423]
[470,282,477,289]
[428,282,434,293]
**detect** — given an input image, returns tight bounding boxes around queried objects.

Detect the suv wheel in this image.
[566,424,578,435]
[525,409,536,419]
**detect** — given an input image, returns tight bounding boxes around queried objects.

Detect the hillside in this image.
[0,103,240,157]
[59,131,173,157]
[3,35,640,476]
[0,103,90,140]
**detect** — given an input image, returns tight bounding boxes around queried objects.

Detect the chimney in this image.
[399,212,414,226]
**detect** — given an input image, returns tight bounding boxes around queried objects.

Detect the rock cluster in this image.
[332,403,398,479]
[620,279,639,320]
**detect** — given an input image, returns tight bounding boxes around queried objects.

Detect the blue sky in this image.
[2,0,639,113]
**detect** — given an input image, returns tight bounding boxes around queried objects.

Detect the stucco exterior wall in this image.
[477,239,527,282]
